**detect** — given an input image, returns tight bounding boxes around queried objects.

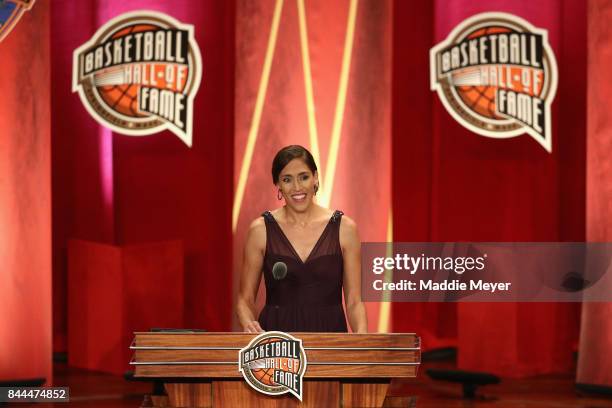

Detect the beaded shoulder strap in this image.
[331,210,344,223]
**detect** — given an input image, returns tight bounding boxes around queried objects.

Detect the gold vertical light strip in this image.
[296,0,321,176]
[320,0,358,208]
[377,207,393,333]
[232,0,284,232]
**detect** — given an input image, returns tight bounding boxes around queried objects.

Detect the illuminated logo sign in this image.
[0,0,34,42]
[72,11,202,147]
[430,12,558,152]
[239,331,307,401]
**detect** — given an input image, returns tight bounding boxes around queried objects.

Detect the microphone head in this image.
[272,262,288,280]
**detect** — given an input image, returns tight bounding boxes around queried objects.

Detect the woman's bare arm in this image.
[340,216,368,333]
[236,218,266,332]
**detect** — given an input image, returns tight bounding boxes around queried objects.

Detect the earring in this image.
[277,189,283,201]
[314,183,319,195]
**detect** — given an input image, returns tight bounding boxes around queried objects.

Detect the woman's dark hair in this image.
[271,145,318,184]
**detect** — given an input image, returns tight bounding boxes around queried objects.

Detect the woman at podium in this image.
[236,145,368,333]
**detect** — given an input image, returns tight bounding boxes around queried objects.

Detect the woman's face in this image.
[277,158,318,212]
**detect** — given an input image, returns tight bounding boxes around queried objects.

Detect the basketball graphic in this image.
[239,331,307,401]
[252,366,276,386]
[72,11,202,147]
[453,27,513,120]
[97,82,142,117]
[0,0,35,43]
[430,13,558,152]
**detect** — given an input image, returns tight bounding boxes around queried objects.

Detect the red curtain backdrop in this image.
[577,0,612,388]
[24,0,600,380]
[233,0,392,332]
[0,2,51,382]
[51,0,234,354]
[392,0,586,377]
[67,240,184,375]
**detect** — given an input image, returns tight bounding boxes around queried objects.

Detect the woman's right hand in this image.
[237,218,266,334]
[244,320,264,333]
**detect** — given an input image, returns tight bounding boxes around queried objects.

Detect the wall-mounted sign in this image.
[430,12,558,152]
[0,0,34,42]
[72,11,202,147]
[239,331,307,401]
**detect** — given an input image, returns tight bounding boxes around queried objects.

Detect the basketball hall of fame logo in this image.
[239,331,307,401]
[72,11,202,147]
[430,13,558,152]
[0,0,34,42]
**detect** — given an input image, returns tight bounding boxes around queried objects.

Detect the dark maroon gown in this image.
[258,210,348,332]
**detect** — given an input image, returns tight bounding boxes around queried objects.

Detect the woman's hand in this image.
[243,320,264,333]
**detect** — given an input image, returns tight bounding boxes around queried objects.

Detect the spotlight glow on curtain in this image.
[233,0,391,332]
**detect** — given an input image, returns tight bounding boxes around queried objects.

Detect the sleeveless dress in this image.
[258,210,348,332]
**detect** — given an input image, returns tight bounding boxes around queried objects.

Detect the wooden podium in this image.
[131,332,420,407]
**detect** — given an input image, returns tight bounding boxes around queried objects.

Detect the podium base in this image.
[139,379,403,408]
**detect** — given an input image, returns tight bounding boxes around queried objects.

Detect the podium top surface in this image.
[131,332,420,379]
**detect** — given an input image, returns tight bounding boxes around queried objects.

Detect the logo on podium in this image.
[239,331,307,401]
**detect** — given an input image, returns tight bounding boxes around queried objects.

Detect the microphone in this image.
[272,262,288,280]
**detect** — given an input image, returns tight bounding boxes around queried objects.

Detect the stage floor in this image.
[13,361,612,407]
